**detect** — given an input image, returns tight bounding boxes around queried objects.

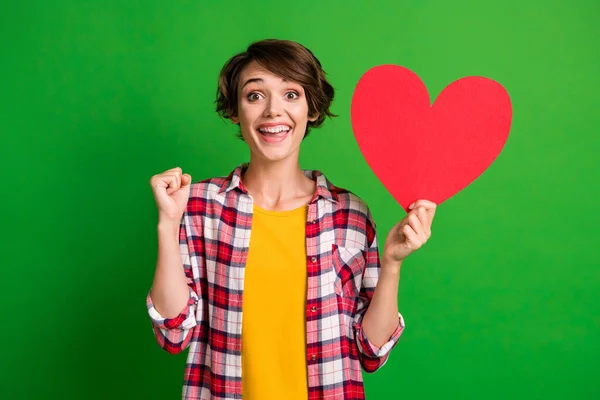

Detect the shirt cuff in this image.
[355,312,405,358]
[146,287,198,330]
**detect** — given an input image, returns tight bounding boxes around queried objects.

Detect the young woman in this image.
[147,39,436,400]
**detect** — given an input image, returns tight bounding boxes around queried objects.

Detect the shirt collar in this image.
[218,163,338,203]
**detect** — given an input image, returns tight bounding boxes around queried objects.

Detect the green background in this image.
[2,0,598,399]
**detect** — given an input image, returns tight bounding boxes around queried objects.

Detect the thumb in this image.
[181,174,192,187]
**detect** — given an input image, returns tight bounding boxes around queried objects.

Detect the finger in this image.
[165,173,181,195]
[167,168,182,187]
[407,211,425,239]
[153,182,172,206]
[410,199,436,212]
[150,175,170,190]
[402,224,420,247]
[161,168,183,192]
[150,175,172,205]
[181,173,192,187]
[418,206,431,237]
[410,199,437,220]
[151,167,182,185]
[151,173,179,195]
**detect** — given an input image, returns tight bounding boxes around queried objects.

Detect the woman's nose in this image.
[264,97,283,117]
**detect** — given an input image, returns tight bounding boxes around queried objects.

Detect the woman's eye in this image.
[247,93,262,101]
[286,91,299,100]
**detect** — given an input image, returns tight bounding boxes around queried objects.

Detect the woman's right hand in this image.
[149,167,192,224]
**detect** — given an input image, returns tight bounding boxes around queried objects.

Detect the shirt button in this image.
[310,306,317,312]
[311,354,317,361]
[310,219,316,224]
[311,256,317,263]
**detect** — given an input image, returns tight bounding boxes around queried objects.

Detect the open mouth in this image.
[257,125,291,143]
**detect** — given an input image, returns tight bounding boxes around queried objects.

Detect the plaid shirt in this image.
[146,164,405,400]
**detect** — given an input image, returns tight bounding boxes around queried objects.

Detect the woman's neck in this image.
[242,157,315,211]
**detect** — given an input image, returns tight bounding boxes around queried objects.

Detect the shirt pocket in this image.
[332,244,366,300]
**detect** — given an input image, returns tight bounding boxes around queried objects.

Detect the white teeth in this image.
[258,125,291,134]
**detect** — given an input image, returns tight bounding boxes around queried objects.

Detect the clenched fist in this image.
[149,167,192,223]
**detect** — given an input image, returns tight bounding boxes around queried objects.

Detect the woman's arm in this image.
[146,216,200,354]
[150,220,190,318]
[146,168,199,354]
[361,259,402,347]
[360,200,436,353]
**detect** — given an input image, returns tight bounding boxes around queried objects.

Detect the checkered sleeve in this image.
[352,211,405,373]
[146,215,199,354]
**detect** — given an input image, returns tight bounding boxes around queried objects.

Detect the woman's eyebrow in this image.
[242,78,263,89]
[242,77,294,89]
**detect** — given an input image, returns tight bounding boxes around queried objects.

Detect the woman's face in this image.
[232,61,317,163]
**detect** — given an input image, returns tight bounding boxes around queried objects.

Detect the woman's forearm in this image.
[361,260,402,347]
[149,221,190,318]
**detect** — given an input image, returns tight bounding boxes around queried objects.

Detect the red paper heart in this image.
[350,65,512,212]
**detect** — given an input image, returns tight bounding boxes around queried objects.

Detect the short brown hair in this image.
[215,39,336,138]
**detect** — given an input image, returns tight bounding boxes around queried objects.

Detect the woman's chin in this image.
[251,145,297,163]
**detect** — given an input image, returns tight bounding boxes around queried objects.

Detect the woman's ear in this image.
[308,112,319,123]
[230,114,239,124]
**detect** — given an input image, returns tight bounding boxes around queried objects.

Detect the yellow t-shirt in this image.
[242,204,308,399]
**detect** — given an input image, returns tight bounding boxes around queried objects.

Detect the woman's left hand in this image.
[382,200,437,267]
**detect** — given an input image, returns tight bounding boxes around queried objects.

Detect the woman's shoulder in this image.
[325,181,378,246]
[187,164,248,200]
[322,177,373,222]
[333,186,369,211]
[187,175,233,201]
[190,175,225,190]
